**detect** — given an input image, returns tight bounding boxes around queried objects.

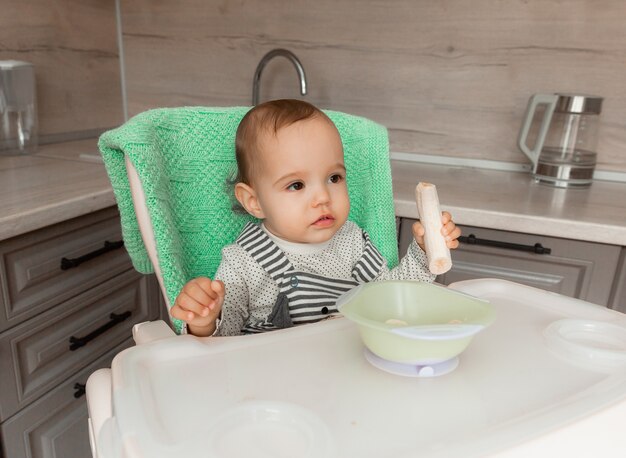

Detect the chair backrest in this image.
[99,106,398,333]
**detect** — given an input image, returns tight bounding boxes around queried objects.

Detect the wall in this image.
[0,0,123,143]
[120,0,626,174]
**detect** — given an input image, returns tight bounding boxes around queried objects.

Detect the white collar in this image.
[261,223,330,255]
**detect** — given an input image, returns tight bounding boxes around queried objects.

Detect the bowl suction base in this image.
[364,348,459,378]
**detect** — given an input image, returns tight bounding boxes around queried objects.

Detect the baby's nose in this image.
[312,185,331,206]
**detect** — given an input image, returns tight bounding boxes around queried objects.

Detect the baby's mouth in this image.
[313,214,335,225]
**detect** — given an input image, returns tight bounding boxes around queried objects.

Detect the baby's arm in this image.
[210,245,255,336]
[211,253,250,336]
[170,249,251,336]
[170,277,224,336]
[376,239,436,283]
[376,211,461,282]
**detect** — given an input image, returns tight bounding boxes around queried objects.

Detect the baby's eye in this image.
[287,181,304,191]
[329,174,344,184]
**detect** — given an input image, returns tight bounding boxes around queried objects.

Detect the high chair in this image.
[86,107,626,458]
[97,106,398,335]
[86,105,399,455]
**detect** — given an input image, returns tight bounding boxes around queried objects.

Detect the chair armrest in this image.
[132,320,176,345]
[86,368,112,458]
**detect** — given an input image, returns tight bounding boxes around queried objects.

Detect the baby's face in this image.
[252,116,350,244]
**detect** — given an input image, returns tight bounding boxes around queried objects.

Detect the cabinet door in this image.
[1,339,133,458]
[398,219,620,305]
[0,207,132,332]
[0,271,159,421]
[609,248,626,313]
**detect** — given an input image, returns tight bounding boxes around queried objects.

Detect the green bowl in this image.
[337,281,495,364]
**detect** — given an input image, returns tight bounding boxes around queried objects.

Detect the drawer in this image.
[0,207,132,332]
[1,338,133,458]
[0,270,160,421]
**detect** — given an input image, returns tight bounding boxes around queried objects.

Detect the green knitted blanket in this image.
[99,106,398,333]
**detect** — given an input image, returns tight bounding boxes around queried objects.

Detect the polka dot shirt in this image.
[213,221,435,336]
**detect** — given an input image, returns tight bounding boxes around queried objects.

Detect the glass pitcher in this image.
[0,60,38,156]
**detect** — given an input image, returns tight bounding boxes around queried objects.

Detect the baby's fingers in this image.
[184,279,213,304]
[444,225,461,249]
[412,221,425,238]
[446,236,460,249]
[210,279,225,296]
[170,303,194,323]
[411,221,426,252]
[174,291,211,320]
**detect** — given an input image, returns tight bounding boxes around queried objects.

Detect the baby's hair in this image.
[234,99,333,186]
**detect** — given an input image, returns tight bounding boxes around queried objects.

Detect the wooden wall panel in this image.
[0,0,123,141]
[121,0,626,173]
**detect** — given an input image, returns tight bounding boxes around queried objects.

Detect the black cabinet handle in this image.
[60,240,124,270]
[74,383,86,399]
[459,234,552,255]
[69,311,132,351]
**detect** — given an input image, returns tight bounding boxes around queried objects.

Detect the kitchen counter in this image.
[392,161,626,246]
[1,139,625,245]
[0,139,116,241]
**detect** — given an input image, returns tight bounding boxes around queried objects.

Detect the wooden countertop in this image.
[1,139,625,245]
[392,161,626,246]
[0,139,116,241]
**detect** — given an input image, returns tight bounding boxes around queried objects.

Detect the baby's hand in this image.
[412,211,461,251]
[170,277,225,336]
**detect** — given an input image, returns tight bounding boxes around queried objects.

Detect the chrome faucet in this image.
[252,49,307,106]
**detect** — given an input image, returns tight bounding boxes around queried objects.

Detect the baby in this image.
[171,99,461,336]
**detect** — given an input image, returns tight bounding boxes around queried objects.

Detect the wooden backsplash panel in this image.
[121,0,626,172]
[0,0,123,140]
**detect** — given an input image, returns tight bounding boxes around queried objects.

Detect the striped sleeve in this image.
[352,231,386,283]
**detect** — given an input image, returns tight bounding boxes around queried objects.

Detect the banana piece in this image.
[415,182,452,275]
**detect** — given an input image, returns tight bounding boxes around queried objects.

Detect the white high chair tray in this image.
[93,279,626,458]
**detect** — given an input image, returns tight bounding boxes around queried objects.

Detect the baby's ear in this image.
[234,183,265,218]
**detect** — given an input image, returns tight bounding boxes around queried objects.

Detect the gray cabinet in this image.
[609,249,626,313]
[0,207,161,458]
[398,219,621,306]
[0,210,132,332]
[1,339,133,458]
